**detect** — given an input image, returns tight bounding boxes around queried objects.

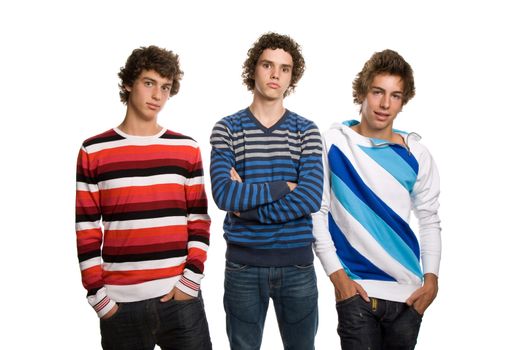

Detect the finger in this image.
[356,285,370,302]
[160,291,174,302]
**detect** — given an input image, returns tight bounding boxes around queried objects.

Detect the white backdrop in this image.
[1,0,523,348]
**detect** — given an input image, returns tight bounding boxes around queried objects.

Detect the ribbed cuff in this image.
[422,254,440,277]
[87,288,117,318]
[268,181,290,200]
[238,208,259,221]
[175,270,203,298]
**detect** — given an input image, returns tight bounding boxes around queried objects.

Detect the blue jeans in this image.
[100,295,212,350]
[224,261,318,350]
[336,296,423,350]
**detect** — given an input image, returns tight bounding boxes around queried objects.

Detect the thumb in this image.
[406,289,421,306]
[160,290,174,302]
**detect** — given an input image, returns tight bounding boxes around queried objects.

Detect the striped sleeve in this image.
[210,120,290,212]
[239,123,324,224]
[175,146,211,297]
[75,146,116,318]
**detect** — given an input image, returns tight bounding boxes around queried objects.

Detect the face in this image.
[253,48,293,101]
[125,70,173,122]
[359,74,404,135]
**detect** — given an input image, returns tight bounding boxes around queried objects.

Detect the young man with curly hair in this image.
[210,32,323,350]
[313,49,442,350]
[75,45,212,349]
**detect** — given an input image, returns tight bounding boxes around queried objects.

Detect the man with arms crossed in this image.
[210,32,324,350]
[76,46,212,349]
[313,49,441,350]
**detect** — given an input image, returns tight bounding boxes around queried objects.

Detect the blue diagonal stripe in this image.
[329,213,395,281]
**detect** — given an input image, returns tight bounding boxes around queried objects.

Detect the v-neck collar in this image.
[246,107,289,134]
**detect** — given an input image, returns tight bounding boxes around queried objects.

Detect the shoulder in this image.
[286,110,318,130]
[162,129,201,150]
[81,129,121,148]
[285,111,320,140]
[214,108,250,129]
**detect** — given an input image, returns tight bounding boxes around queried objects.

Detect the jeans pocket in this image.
[335,294,361,308]
[408,305,424,319]
[100,303,123,323]
[225,260,249,271]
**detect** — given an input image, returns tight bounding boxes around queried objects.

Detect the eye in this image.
[162,86,171,92]
[144,81,153,87]
[262,62,271,69]
[392,94,402,100]
[282,67,290,73]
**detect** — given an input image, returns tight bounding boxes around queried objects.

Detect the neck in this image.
[352,121,403,144]
[250,96,286,128]
[118,114,162,136]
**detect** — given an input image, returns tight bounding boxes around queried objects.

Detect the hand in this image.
[101,304,118,320]
[160,287,195,302]
[286,182,297,191]
[230,168,242,183]
[406,273,438,315]
[329,269,369,302]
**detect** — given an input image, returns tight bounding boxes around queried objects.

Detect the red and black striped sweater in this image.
[76,127,210,318]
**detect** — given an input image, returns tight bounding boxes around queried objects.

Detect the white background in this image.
[1,0,523,348]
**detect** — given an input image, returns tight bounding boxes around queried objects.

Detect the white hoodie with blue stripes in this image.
[313,120,441,302]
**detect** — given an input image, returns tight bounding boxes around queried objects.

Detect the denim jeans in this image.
[224,261,318,350]
[336,296,423,350]
[100,295,212,350]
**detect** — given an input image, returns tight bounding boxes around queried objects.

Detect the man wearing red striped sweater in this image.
[76,46,212,349]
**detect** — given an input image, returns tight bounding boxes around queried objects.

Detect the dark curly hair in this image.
[118,45,184,104]
[352,49,415,105]
[242,32,305,97]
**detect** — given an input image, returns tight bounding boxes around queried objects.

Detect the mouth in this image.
[146,103,160,110]
[374,111,389,121]
[267,83,280,89]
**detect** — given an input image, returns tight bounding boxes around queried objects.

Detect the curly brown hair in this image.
[118,45,184,104]
[352,49,415,105]
[242,32,305,97]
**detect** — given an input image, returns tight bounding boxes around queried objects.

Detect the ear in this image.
[124,85,132,92]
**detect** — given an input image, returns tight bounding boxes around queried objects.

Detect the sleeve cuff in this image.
[268,181,290,200]
[87,288,117,319]
[422,254,440,277]
[238,208,259,221]
[175,270,203,298]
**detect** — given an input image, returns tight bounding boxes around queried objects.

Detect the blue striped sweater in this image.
[210,108,324,266]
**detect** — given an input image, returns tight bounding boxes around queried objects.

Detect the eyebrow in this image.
[141,77,172,86]
[260,60,293,69]
[371,86,403,94]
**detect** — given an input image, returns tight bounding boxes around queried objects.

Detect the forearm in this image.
[210,149,290,211]
[239,155,324,224]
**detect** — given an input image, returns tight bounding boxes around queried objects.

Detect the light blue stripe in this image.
[340,259,361,280]
[358,145,417,192]
[331,173,422,279]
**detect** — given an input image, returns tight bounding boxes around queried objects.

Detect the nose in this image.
[152,86,161,101]
[380,94,389,109]
[271,67,279,80]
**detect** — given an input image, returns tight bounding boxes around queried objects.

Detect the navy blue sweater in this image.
[210,108,323,266]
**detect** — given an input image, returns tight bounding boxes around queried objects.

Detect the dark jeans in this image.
[336,296,423,350]
[100,295,212,350]
[224,261,318,350]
